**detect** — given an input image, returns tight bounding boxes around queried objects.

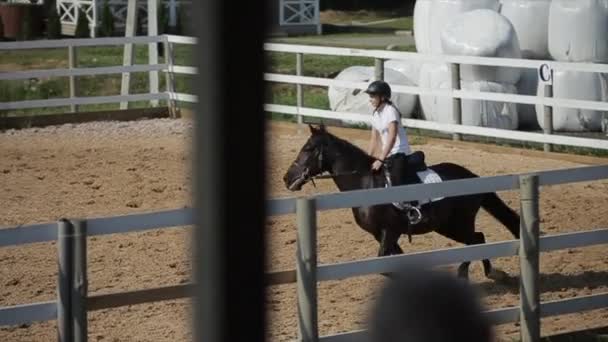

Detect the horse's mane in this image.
[325,131,374,163]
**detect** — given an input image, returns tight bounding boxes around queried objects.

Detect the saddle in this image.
[383,151,443,242]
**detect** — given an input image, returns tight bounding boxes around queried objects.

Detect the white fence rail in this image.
[2,34,608,150]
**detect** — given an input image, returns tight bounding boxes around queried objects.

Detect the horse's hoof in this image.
[487,269,509,282]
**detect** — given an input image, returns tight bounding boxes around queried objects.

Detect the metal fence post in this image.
[147,0,160,107]
[296,197,318,342]
[374,58,384,81]
[296,52,304,132]
[68,45,78,113]
[57,219,74,342]
[120,0,138,110]
[71,220,88,342]
[543,84,554,152]
[450,63,462,141]
[164,39,179,118]
[519,174,540,342]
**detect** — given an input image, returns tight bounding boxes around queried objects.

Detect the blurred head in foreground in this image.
[367,267,493,342]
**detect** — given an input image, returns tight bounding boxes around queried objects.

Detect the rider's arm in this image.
[378,121,397,161]
[368,128,380,157]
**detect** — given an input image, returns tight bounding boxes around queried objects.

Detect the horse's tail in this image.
[481,193,520,238]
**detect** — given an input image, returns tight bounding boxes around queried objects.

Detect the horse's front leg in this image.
[377,228,400,257]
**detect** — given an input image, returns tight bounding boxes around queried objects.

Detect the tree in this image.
[99,0,115,37]
[46,4,62,39]
[74,8,89,38]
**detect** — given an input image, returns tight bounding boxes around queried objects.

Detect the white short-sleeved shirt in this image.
[370,103,411,156]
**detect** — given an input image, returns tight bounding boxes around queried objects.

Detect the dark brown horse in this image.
[283,125,519,279]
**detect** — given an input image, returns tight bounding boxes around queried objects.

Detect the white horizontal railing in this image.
[317,228,608,282]
[320,292,608,341]
[263,73,608,112]
[0,93,169,111]
[2,35,608,152]
[2,165,606,248]
[264,43,608,74]
[0,36,163,50]
[264,104,608,150]
[0,64,168,81]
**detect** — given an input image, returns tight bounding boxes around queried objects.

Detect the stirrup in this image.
[406,205,422,225]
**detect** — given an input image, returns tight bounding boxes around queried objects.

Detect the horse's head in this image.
[283,124,332,191]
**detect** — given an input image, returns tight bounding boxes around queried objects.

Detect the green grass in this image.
[365,17,413,31]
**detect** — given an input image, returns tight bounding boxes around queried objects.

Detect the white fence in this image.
[161,35,608,152]
[1,34,608,151]
[1,164,608,341]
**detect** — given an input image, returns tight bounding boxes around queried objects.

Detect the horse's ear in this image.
[308,124,318,134]
[319,123,327,132]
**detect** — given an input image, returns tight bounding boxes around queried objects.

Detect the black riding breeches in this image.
[385,153,420,187]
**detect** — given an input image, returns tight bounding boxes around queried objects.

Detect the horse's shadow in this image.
[475,270,608,297]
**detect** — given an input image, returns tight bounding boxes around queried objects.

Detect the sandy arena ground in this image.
[1,119,607,341]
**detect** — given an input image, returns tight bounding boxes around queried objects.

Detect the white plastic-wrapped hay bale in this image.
[418,63,519,129]
[418,63,450,121]
[548,0,608,62]
[414,0,433,53]
[516,68,541,130]
[428,0,500,53]
[441,9,522,84]
[500,0,551,59]
[328,66,418,122]
[436,81,519,129]
[385,59,423,85]
[535,71,608,132]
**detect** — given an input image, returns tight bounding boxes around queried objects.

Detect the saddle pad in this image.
[416,169,444,204]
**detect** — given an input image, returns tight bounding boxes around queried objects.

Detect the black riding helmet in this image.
[364,80,391,99]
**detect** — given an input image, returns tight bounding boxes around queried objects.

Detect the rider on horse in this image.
[365,80,427,223]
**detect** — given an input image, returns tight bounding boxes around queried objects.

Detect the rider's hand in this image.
[371,159,383,171]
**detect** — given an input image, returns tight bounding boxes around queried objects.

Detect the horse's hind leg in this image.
[472,232,493,277]
[458,232,492,279]
[378,228,400,257]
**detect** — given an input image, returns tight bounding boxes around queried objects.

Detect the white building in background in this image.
[56,0,320,37]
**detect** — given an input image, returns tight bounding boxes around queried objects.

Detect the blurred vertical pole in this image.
[71,219,87,342]
[296,197,318,342]
[519,174,540,342]
[57,219,73,342]
[192,0,267,341]
[450,63,462,141]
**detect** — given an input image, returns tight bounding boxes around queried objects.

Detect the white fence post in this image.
[57,219,74,342]
[296,197,318,342]
[148,0,160,107]
[164,38,178,118]
[543,84,554,153]
[120,0,138,110]
[68,45,78,113]
[71,219,88,342]
[374,58,384,81]
[296,52,304,132]
[519,174,540,342]
[450,63,462,141]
